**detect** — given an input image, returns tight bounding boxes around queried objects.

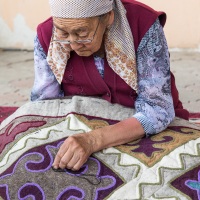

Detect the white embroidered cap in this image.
[49,0,114,18]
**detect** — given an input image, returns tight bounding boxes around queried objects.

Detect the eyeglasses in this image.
[52,16,101,44]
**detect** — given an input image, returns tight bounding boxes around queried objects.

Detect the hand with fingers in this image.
[52,118,145,171]
[52,132,97,171]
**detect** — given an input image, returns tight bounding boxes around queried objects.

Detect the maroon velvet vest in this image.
[37,0,189,120]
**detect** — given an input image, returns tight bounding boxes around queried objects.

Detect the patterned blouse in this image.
[31,19,175,137]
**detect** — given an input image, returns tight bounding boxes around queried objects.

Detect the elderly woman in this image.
[31,0,189,171]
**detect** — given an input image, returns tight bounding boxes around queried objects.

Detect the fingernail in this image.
[52,165,58,169]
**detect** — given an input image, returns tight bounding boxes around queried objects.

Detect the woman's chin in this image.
[75,50,92,57]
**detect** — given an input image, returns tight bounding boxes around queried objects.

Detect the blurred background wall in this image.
[0,0,200,50]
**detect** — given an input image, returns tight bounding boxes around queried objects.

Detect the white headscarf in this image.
[47,0,137,91]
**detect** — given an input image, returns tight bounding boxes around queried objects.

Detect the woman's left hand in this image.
[52,132,96,171]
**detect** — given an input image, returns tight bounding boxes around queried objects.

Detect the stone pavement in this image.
[0,49,199,112]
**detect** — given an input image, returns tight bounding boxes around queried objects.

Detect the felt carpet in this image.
[0,107,18,124]
[0,97,200,200]
[189,113,200,125]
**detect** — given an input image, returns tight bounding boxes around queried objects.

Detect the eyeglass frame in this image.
[52,16,102,44]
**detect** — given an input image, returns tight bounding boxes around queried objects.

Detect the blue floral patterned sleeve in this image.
[133,19,175,136]
[30,36,64,101]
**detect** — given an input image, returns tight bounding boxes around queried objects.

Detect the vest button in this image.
[68,75,73,81]
[106,92,110,97]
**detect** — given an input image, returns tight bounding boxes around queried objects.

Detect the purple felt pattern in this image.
[18,183,45,200]
[124,136,173,157]
[0,139,124,200]
[57,186,85,199]
[168,126,199,133]
[171,165,200,200]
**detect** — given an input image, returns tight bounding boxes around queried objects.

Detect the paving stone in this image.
[170,51,200,112]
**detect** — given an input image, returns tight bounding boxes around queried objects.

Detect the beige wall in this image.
[0,0,50,49]
[0,0,200,50]
[140,0,200,50]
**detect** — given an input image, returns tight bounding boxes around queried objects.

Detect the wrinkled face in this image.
[53,12,113,57]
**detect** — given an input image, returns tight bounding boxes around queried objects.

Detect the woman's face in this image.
[53,12,114,57]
